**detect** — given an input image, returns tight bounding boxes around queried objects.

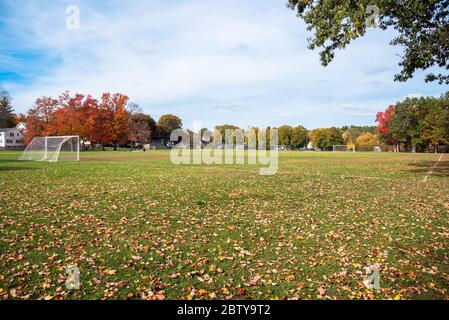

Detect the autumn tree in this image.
[356,132,379,147]
[376,105,398,151]
[100,93,131,151]
[129,113,152,149]
[14,113,27,126]
[287,0,449,84]
[24,96,59,143]
[376,93,449,152]
[342,125,376,146]
[24,91,132,150]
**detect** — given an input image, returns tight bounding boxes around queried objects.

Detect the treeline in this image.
[4,89,383,151]
[23,91,182,150]
[376,92,449,152]
[3,87,448,152]
[208,125,378,150]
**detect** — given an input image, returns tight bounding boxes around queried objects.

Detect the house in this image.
[0,127,25,150]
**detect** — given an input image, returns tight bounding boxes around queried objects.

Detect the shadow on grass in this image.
[0,166,37,172]
[406,160,449,177]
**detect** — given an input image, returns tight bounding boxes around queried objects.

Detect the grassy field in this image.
[0,150,448,300]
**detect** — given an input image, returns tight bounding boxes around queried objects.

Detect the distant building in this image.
[0,126,25,150]
[144,139,172,150]
[307,141,314,150]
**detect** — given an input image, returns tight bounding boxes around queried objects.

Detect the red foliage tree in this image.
[24,92,132,150]
[24,96,59,143]
[376,105,398,151]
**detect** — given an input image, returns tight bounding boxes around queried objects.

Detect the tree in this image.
[287,0,449,84]
[14,113,27,125]
[24,96,59,143]
[376,105,398,151]
[23,91,132,150]
[88,95,112,149]
[214,124,240,144]
[157,114,182,141]
[420,95,449,152]
[342,130,355,146]
[356,132,379,147]
[310,127,343,149]
[100,93,131,151]
[278,125,293,146]
[0,89,16,128]
[376,93,449,152]
[390,97,431,152]
[290,125,308,148]
[342,125,376,146]
[129,113,152,149]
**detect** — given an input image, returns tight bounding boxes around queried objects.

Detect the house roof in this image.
[0,128,21,133]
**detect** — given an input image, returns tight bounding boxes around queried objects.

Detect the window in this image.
[17,133,20,136]
[16,139,23,144]
[6,139,13,143]
[10,132,14,137]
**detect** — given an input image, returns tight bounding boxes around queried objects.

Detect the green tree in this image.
[390,97,431,152]
[214,124,240,144]
[420,96,449,152]
[157,114,183,141]
[290,125,308,148]
[278,125,293,146]
[310,127,343,150]
[287,0,449,84]
[0,89,16,128]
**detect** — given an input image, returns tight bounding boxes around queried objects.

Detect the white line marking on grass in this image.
[423,154,445,182]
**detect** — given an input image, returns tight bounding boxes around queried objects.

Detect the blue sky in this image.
[0,0,447,130]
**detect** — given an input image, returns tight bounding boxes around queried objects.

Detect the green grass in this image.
[0,150,448,300]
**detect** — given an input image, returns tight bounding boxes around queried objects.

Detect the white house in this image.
[0,127,25,150]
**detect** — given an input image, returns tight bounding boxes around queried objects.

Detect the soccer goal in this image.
[20,136,80,162]
[333,145,355,152]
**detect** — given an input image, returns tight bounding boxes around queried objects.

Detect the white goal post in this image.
[333,145,355,152]
[20,136,80,162]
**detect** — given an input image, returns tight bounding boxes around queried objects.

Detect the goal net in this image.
[20,136,80,162]
[333,145,355,152]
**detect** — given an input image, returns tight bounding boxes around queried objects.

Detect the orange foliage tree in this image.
[24,92,132,150]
